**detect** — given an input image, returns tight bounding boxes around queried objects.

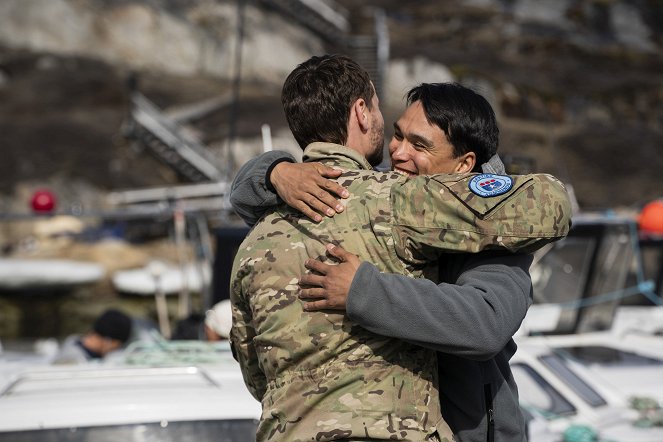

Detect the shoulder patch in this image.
[468,174,513,198]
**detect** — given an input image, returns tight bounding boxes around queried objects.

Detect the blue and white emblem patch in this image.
[468,174,513,198]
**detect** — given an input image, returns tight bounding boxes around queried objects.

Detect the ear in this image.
[353,98,369,131]
[454,152,476,173]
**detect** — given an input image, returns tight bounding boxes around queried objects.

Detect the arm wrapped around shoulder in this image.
[391,173,572,265]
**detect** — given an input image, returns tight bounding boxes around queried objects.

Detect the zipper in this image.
[484,384,495,442]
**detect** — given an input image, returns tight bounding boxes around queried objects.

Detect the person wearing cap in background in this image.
[52,308,133,364]
[204,299,233,341]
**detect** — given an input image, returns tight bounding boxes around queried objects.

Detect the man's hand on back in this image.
[298,244,361,311]
[270,162,349,222]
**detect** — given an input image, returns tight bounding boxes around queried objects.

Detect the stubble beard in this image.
[366,119,385,167]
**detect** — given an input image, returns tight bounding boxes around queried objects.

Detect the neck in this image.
[344,131,368,160]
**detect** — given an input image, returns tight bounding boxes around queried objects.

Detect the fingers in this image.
[311,164,349,213]
[298,276,334,310]
[272,162,350,223]
[300,189,339,217]
[324,181,350,200]
[292,201,324,223]
[298,273,326,289]
[315,164,343,179]
[304,171,348,215]
[299,289,343,311]
[303,259,333,276]
[298,287,326,299]
[315,166,350,199]
[326,244,361,270]
[312,185,346,214]
[302,299,337,311]
[325,243,351,261]
[286,177,348,222]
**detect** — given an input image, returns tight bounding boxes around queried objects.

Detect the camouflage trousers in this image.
[337,432,453,442]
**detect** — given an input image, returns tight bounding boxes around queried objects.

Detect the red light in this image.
[30,190,56,213]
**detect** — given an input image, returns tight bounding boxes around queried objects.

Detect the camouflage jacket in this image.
[230,142,571,442]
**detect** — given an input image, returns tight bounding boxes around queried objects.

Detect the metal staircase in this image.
[258,0,350,44]
[122,1,389,186]
[124,92,224,183]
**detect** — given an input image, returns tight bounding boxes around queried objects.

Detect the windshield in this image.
[530,221,636,333]
[0,419,258,442]
[511,362,576,418]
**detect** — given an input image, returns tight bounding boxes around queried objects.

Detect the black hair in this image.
[93,309,132,344]
[406,83,499,171]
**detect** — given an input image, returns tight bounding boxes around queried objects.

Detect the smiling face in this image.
[389,101,472,176]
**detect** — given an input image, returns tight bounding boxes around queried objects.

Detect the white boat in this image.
[111,260,210,295]
[0,258,105,290]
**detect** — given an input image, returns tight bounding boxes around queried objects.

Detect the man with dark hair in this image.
[390,83,498,176]
[53,309,133,364]
[230,55,570,441]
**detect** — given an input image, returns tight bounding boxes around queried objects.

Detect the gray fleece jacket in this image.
[229,150,532,442]
[348,254,532,442]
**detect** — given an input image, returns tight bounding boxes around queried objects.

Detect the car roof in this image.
[0,363,261,432]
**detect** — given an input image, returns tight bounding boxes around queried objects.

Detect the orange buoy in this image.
[639,200,663,234]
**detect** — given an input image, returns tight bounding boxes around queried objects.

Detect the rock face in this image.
[347,0,663,209]
[0,0,661,212]
[0,0,323,83]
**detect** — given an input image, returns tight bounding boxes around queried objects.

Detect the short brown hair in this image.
[281,54,374,149]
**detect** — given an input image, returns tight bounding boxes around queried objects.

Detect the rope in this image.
[122,335,233,366]
[556,280,657,310]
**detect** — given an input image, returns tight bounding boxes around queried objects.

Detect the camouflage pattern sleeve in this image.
[229,265,267,401]
[391,173,572,265]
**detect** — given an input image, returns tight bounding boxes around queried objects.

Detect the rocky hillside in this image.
[342,0,663,211]
[1,0,662,214]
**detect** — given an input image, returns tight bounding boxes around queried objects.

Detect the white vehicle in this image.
[513,338,663,442]
[520,331,663,405]
[0,341,261,442]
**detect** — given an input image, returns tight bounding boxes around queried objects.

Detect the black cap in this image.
[93,309,132,344]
